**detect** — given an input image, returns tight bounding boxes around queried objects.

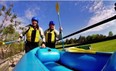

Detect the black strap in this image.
[58,15,116,41]
[22,24,33,36]
[22,27,30,36]
[31,30,36,42]
[47,29,56,43]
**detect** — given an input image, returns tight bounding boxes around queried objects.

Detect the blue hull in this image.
[13,47,116,71]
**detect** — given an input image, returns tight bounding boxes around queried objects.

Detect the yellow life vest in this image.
[45,30,56,43]
[26,26,40,42]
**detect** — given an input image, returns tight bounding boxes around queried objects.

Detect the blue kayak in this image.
[13,47,116,71]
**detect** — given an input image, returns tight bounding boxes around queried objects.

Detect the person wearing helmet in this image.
[18,17,45,53]
[44,21,62,48]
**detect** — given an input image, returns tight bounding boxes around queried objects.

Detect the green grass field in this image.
[56,39,116,52]
[90,39,116,52]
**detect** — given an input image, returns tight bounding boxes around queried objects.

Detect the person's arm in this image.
[39,27,46,48]
[18,27,29,41]
[44,29,47,40]
[54,29,61,40]
[39,27,45,42]
[55,27,63,40]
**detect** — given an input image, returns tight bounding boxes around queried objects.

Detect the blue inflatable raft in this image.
[13,47,116,71]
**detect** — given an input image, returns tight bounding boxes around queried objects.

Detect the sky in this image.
[0,0,116,39]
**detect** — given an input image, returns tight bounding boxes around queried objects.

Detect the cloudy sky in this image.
[0,1,116,39]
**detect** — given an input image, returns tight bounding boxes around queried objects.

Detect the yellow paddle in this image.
[56,2,65,51]
[66,47,96,54]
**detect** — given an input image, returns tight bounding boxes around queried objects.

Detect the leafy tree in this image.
[0,4,19,34]
[86,35,92,42]
[69,38,74,44]
[0,4,23,59]
[78,35,86,43]
[3,24,15,34]
[65,39,70,44]
[73,38,78,43]
[108,31,113,37]
[2,24,15,41]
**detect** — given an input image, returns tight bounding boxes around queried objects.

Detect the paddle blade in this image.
[56,2,59,13]
[0,41,5,45]
[65,47,96,54]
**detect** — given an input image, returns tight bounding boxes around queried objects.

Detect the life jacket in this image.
[45,29,56,43]
[26,26,40,42]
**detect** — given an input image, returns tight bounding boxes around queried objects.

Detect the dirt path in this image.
[0,52,24,71]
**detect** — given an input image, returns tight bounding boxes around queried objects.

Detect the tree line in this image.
[57,31,114,45]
